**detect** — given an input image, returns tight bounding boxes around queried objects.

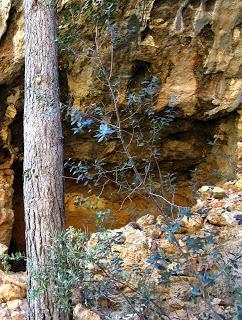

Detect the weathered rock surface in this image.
[0,271,26,306]
[0,0,241,319]
[0,170,14,247]
[61,0,241,235]
[0,2,24,85]
[0,183,240,319]
[0,0,11,42]
[0,0,241,262]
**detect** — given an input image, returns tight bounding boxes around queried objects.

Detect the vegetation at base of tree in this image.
[2,212,241,319]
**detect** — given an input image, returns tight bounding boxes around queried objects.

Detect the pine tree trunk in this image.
[23,1,66,319]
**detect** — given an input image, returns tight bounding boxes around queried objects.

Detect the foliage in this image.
[25,225,165,319]
[16,1,241,319]
[23,216,241,320]
[0,252,25,272]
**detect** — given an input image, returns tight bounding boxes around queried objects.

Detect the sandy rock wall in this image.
[0,0,241,250]
[61,0,242,231]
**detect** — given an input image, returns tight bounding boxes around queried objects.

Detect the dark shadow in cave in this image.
[9,160,26,271]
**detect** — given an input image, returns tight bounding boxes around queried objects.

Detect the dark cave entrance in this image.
[8,112,239,271]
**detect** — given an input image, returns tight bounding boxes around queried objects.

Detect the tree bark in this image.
[23,0,66,319]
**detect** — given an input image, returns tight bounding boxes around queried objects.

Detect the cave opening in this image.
[7,110,239,266]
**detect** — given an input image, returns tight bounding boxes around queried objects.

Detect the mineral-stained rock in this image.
[156,238,178,254]
[0,0,241,244]
[0,208,14,247]
[211,187,227,199]
[0,307,10,318]
[9,311,26,320]
[6,299,22,311]
[0,2,24,85]
[0,271,26,290]
[169,309,188,319]
[0,0,241,318]
[197,185,228,201]
[0,299,26,320]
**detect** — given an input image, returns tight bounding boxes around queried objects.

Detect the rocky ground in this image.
[0,182,241,320]
[0,0,241,245]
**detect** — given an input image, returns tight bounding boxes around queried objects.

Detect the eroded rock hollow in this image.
[0,0,241,254]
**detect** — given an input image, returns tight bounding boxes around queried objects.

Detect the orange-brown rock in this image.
[0,0,241,263]
[0,271,26,303]
[0,170,14,247]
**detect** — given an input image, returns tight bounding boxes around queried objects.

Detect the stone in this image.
[67,64,94,108]
[0,243,8,255]
[10,311,26,320]
[0,181,240,318]
[157,49,197,116]
[156,239,177,254]
[0,0,241,316]
[6,299,21,310]
[206,213,227,226]
[197,185,227,201]
[0,271,26,290]
[0,284,26,302]
[0,208,14,247]
[136,214,156,227]
[145,225,164,239]
[0,271,27,305]
[0,0,11,41]
[0,4,24,84]
[73,305,101,320]
[211,187,227,199]
[169,309,188,319]
[19,299,27,312]
[0,308,9,318]
[180,215,204,233]
[0,170,15,248]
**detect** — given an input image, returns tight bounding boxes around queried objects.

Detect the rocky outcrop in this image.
[0,1,241,319]
[0,0,11,42]
[47,184,242,319]
[0,0,241,250]
[61,0,241,234]
[0,183,241,319]
[0,1,24,85]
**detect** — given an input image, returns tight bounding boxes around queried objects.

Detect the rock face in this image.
[0,170,14,247]
[0,0,241,250]
[0,184,241,319]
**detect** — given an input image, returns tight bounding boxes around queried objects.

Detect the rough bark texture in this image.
[23,0,65,319]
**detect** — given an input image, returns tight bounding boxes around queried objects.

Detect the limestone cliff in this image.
[0,0,241,252]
